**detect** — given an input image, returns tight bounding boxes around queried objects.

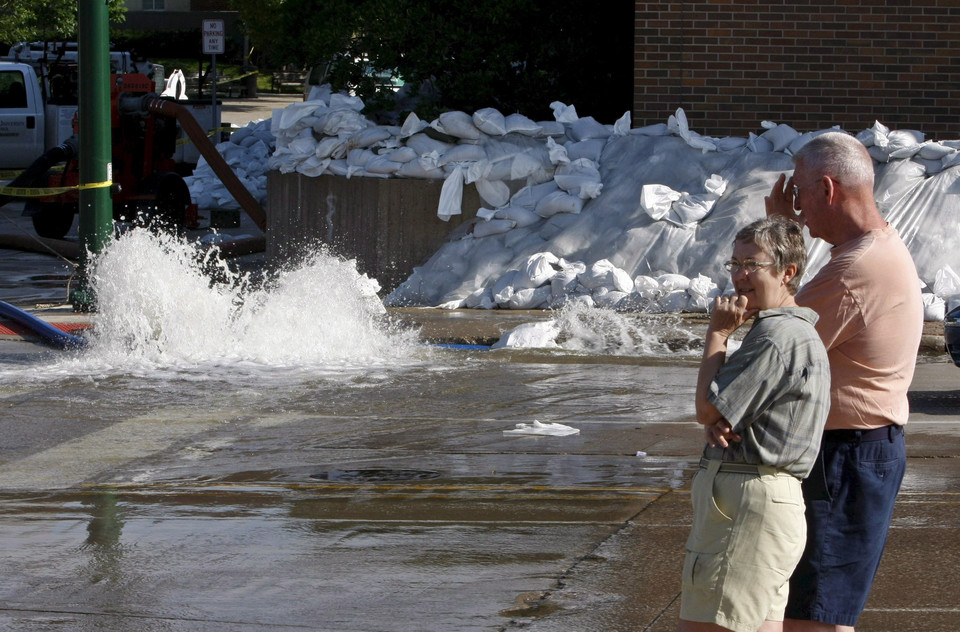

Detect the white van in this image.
[0,62,46,169]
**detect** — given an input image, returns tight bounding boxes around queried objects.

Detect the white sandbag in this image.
[438,165,466,220]
[760,123,799,152]
[329,93,365,111]
[475,178,511,208]
[659,289,690,312]
[568,116,612,142]
[439,143,487,165]
[493,322,561,349]
[296,155,331,177]
[878,130,924,159]
[520,252,561,288]
[922,293,945,321]
[314,109,370,136]
[934,265,960,298]
[550,101,579,123]
[505,285,552,309]
[641,184,682,220]
[436,111,481,140]
[348,126,393,149]
[667,108,717,152]
[385,146,418,163]
[613,111,631,136]
[593,287,628,308]
[546,137,570,165]
[400,111,428,137]
[495,205,541,228]
[578,259,620,290]
[405,132,455,156]
[397,159,446,179]
[347,148,377,167]
[473,218,515,238]
[554,158,603,199]
[504,113,541,135]
[631,123,670,136]
[287,136,318,157]
[535,190,584,217]
[551,267,582,301]
[536,121,566,137]
[716,136,748,151]
[746,132,774,153]
[464,287,496,309]
[657,274,691,292]
[512,181,560,209]
[473,107,507,136]
[306,83,332,104]
[633,275,662,299]
[365,156,402,175]
[856,120,889,147]
[564,138,606,164]
[918,141,956,160]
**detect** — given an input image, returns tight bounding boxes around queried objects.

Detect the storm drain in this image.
[310,469,441,482]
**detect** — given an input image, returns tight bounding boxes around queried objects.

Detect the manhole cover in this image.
[310,469,441,482]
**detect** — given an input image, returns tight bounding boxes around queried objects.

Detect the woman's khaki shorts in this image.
[680,459,806,632]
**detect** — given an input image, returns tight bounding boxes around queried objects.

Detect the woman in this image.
[679,216,830,632]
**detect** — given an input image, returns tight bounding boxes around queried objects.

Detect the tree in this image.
[237,0,633,123]
[0,0,127,46]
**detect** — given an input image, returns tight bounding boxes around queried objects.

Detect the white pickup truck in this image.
[0,62,77,169]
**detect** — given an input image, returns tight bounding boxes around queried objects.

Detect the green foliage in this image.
[236,0,633,122]
[0,0,127,46]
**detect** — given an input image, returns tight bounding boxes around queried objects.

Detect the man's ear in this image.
[822,175,838,205]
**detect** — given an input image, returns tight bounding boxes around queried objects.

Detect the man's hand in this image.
[765,173,802,227]
[706,419,742,448]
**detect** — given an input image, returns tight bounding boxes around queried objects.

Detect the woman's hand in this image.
[709,293,753,338]
[706,419,742,448]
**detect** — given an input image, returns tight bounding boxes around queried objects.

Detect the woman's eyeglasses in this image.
[724,260,775,273]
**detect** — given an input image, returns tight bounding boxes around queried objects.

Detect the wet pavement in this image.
[0,96,959,632]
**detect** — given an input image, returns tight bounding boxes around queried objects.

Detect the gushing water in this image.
[7,231,421,381]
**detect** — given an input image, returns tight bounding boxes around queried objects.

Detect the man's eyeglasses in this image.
[724,260,776,274]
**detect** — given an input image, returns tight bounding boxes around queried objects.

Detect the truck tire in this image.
[28,201,77,240]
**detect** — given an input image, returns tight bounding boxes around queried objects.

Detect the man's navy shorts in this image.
[785,424,905,627]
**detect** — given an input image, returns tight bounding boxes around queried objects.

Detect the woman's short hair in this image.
[734,216,806,294]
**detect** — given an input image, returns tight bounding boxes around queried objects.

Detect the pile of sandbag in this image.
[184,83,960,319]
[183,119,274,211]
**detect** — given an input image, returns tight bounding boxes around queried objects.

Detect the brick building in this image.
[633,0,960,138]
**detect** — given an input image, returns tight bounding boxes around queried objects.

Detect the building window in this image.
[143,0,165,10]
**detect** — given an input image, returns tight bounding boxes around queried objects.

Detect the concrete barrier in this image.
[266,172,483,292]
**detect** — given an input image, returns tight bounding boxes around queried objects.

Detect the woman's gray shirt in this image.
[703,306,831,479]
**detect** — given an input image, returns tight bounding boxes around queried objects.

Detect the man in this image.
[765,131,923,631]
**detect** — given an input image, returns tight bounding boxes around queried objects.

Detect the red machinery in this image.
[20,69,265,240]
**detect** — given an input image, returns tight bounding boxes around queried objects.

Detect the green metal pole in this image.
[72,0,113,311]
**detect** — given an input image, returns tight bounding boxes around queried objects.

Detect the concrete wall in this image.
[266,172,482,293]
[633,0,960,139]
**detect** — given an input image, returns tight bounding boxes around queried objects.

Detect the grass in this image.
[150,58,300,97]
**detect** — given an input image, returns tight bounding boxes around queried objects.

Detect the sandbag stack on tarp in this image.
[184,83,960,319]
[385,109,960,319]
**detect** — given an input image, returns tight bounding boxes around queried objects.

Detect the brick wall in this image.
[633,0,960,139]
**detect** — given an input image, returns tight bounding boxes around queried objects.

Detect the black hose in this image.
[0,136,78,208]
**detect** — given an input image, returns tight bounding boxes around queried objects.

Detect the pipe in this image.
[140,96,267,231]
[0,300,87,350]
[0,138,78,208]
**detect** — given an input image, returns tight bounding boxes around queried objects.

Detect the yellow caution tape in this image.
[0,180,112,197]
[0,170,24,179]
[215,70,259,87]
[175,125,236,146]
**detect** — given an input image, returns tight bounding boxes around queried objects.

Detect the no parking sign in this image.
[202,19,225,55]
